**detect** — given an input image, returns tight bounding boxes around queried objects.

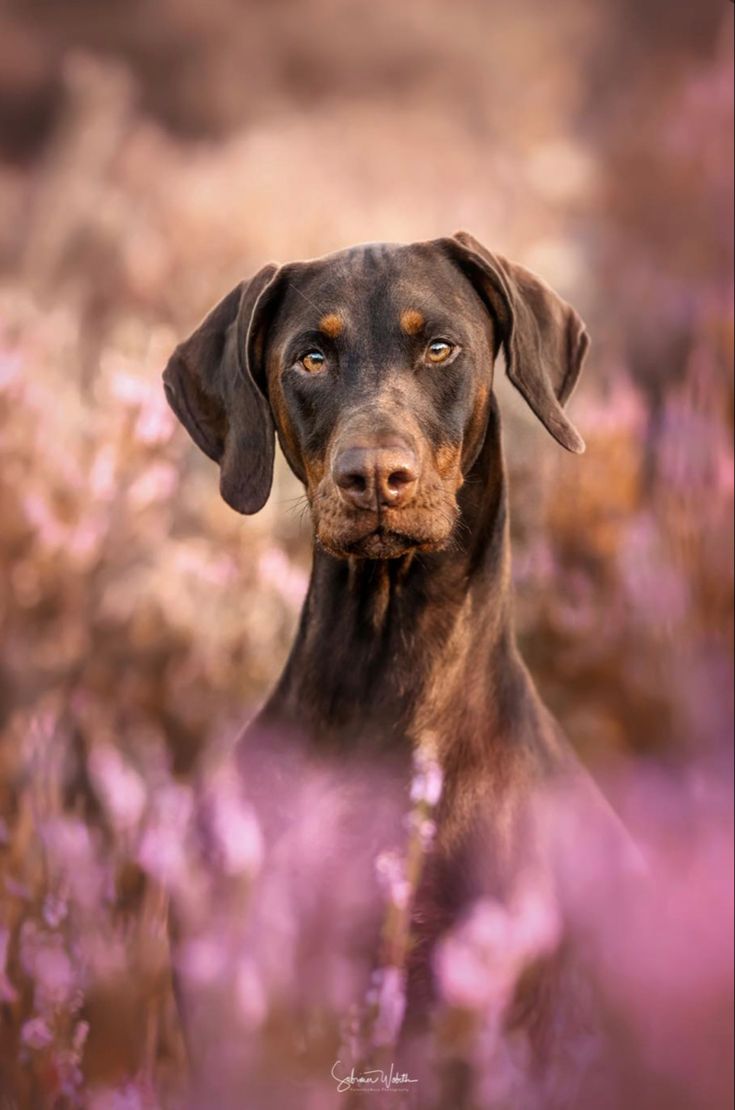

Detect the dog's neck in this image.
[261,401,528,755]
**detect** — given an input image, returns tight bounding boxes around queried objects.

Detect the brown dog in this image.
[164,232,625,1105]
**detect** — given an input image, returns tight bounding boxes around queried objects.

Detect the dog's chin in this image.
[346,529,419,560]
[319,526,449,561]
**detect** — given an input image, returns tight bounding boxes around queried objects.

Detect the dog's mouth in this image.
[320,521,453,561]
[313,482,460,560]
[343,527,423,560]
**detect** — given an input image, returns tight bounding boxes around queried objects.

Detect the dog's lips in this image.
[325,523,448,560]
[314,487,459,560]
[346,527,416,559]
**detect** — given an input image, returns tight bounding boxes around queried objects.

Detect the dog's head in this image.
[163,231,588,559]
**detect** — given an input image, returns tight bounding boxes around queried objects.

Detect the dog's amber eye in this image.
[426,340,455,364]
[300,351,326,373]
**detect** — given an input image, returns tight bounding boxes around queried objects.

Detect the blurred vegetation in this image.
[0,0,732,1104]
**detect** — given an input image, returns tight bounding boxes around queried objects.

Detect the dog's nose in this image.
[333,445,419,511]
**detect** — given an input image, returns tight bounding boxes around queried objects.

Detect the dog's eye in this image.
[425,340,455,365]
[300,350,326,373]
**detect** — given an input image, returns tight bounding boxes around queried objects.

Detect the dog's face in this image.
[163,232,588,560]
[261,243,496,558]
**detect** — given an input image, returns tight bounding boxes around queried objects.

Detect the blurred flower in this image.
[258,547,308,609]
[67,515,108,563]
[177,934,227,986]
[42,816,110,911]
[435,885,560,1016]
[89,445,118,501]
[109,373,152,408]
[436,900,517,1012]
[137,782,193,891]
[372,966,406,1046]
[409,756,443,807]
[205,768,263,877]
[21,492,67,548]
[375,851,410,909]
[21,1016,54,1051]
[134,389,175,445]
[0,349,22,389]
[619,513,690,628]
[235,956,267,1029]
[410,735,443,807]
[88,1082,147,1110]
[89,744,147,834]
[127,462,178,508]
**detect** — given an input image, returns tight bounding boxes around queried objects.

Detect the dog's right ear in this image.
[162,264,279,514]
[447,231,588,454]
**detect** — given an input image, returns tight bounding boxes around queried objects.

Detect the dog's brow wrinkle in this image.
[319,313,344,338]
[287,281,327,317]
[400,309,425,335]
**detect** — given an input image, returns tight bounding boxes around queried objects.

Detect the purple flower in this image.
[235,957,267,1029]
[372,966,406,1046]
[21,1016,54,1051]
[42,892,69,927]
[410,739,443,807]
[89,745,147,834]
[375,851,410,909]
[206,768,264,877]
[137,782,193,891]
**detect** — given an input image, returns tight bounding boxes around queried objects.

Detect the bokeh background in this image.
[0,1,732,1106]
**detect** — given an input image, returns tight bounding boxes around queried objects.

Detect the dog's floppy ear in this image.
[163,264,279,513]
[447,230,589,454]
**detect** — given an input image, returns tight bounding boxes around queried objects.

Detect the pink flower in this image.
[410,741,443,807]
[41,818,108,911]
[89,745,147,834]
[109,373,150,407]
[236,957,267,1029]
[138,783,193,891]
[375,851,410,909]
[372,966,406,1046]
[258,547,308,608]
[127,462,178,508]
[434,886,559,1019]
[135,391,175,445]
[21,1016,54,1050]
[199,762,265,878]
[178,935,226,985]
[89,446,118,501]
[88,1082,147,1110]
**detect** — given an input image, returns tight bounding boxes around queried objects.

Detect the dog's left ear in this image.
[163,264,279,513]
[447,230,589,454]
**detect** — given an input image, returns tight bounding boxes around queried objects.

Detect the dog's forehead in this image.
[275,241,475,328]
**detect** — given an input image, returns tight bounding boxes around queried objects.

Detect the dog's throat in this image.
[346,552,414,632]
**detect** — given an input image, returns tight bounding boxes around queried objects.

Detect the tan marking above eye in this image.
[400,309,425,336]
[319,313,343,338]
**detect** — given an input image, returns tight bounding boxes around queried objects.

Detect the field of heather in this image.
[0,1,732,1106]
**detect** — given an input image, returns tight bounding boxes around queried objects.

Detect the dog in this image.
[163,231,629,1105]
